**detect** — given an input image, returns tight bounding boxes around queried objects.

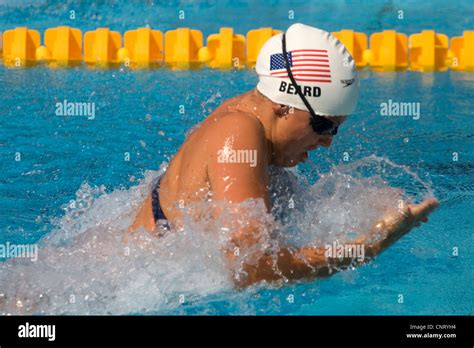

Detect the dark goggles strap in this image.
[281,34,334,131]
[281,34,317,117]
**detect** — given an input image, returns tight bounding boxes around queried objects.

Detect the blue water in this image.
[0,1,473,315]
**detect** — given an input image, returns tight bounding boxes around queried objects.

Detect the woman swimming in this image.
[130,23,438,287]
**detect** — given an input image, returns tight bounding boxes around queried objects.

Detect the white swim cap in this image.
[256,23,359,116]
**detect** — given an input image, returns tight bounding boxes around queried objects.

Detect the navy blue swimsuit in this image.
[151,176,167,223]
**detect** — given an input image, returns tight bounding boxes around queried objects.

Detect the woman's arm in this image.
[233,198,439,287]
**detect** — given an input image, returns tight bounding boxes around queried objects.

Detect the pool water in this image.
[0,0,473,315]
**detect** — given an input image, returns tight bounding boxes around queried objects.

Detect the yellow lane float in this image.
[450,31,474,72]
[165,27,202,69]
[199,27,245,69]
[1,26,473,72]
[123,27,163,68]
[245,27,281,68]
[366,30,408,71]
[3,27,40,67]
[84,28,122,67]
[409,30,449,72]
[332,29,368,68]
[42,26,82,67]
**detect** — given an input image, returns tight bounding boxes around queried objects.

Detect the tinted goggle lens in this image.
[310,114,339,135]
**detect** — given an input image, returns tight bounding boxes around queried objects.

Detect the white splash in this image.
[0,156,432,315]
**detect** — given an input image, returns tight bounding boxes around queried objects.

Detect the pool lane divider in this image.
[1,26,473,71]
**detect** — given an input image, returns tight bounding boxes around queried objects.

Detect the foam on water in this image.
[0,156,433,315]
[270,155,433,247]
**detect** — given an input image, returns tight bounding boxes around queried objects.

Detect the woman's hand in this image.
[365,197,439,256]
[232,197,440,287]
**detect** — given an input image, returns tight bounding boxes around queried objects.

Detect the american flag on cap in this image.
[269,49,331,83]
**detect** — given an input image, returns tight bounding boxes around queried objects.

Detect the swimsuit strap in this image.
[151,176,167,222]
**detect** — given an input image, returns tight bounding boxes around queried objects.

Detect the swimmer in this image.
[130,23,438,287]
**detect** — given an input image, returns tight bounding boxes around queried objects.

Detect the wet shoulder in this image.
[212,111,265,140]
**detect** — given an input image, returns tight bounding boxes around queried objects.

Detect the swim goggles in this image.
[281,33,339,136]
